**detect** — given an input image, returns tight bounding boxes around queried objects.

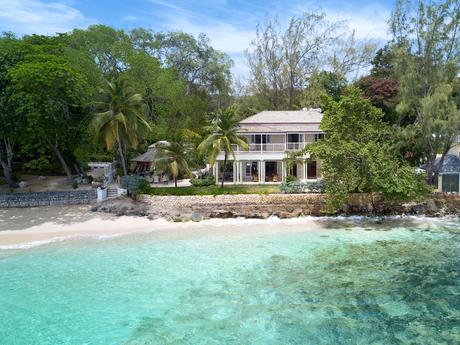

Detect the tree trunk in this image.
[0,138,16,188]
[2,164,14,188]
[118,142,128,176]
[221,152,227,189]
[174,177,177,188]
[46,139,73,181]
[75,162,88,178]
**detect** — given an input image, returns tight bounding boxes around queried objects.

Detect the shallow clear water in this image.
[0,218,459,345]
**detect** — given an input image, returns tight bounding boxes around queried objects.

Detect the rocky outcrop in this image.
[91,197,149,217]
[92,193,460,222]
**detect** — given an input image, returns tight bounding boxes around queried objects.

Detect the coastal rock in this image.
[191,212,203,222]
[91,197,148,217]
[88,193,460,223]
[292,208,303,217]
[210,209,234,218]
[18,181,28,188]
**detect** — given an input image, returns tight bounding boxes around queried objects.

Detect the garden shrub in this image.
[285,175,297,183]
[190,174,215,187]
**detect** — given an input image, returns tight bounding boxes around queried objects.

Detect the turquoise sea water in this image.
[0,217,459,345]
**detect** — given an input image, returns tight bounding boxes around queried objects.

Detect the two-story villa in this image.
[213,108,324,184]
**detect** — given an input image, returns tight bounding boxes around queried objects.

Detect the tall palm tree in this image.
[91,78,151,176]
[198,108,248,188]
[153,138,191,188]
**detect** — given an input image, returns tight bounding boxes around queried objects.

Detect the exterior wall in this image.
[448,143,460,156]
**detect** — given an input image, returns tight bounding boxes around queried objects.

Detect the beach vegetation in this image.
[91,77,152,176]
[306,87,430,210]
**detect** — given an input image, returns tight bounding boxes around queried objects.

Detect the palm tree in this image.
[91,78,151,176]
[153,139,191,188]
[198,108,249,188]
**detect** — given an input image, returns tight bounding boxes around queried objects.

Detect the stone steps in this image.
[107,188,118,199]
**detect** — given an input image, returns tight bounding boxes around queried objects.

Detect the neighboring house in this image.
[431,137,460,192]
[131,144,158,173]
[431,154,460,193]
[213,108,324,184]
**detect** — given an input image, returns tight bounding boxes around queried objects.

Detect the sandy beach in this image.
[0,206,163,249]
[0,206,331,250]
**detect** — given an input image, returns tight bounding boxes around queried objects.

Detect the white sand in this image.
[0,206,333,250]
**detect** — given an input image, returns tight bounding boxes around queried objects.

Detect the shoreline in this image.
[1,204,458,251]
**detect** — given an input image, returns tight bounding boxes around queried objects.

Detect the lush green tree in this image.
[302,71,347,107]
[9,50,89,181]
[142,31,233,99]
[69,25,132,79]
[198,108,249,188]
[390,0,460,184]
[91,77,152,176]
[307,87,429,210]
[0,33,29,187]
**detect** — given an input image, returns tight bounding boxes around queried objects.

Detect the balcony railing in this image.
[287,142,307,150]
[229,142,310,153]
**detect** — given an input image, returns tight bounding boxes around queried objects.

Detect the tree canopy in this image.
[307,88,429,210]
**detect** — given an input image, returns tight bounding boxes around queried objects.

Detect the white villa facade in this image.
[213,108,324,184]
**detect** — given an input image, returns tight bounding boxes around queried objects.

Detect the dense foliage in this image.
[307,88,430,209]
[190,175,215,187]
[0,25,233,186]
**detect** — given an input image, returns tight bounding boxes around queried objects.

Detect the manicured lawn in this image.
[140,184,281,196]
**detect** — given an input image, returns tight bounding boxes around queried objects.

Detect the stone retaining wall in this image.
[0,190,97,208]
[141,194,331,218]
[140,193,460,218]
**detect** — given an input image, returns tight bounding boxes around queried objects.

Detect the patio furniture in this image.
[153,175,160,184]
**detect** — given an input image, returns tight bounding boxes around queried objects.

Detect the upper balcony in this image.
[229,133,324,153]
[231,142,309,152]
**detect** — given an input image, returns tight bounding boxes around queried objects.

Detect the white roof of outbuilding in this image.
[240,108,323,124]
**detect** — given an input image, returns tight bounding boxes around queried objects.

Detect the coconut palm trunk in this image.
[117,141,128,176]
[221,151,227,189]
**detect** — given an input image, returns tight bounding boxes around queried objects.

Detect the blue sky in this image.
[0,0,396,78]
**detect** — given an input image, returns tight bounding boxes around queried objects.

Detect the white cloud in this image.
[328,4,391,41]
[167,17,255,55]
[0,0,91,35]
